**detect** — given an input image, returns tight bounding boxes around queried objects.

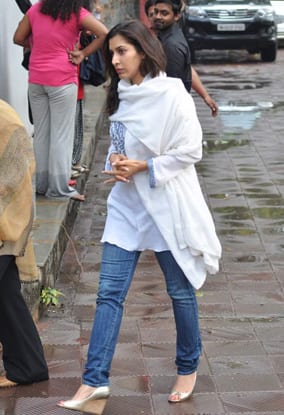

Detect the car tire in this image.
[260,44,277,62]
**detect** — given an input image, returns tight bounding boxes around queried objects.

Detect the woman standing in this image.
[59,20,221,412]
[13,0,108,201]
[0,99,48,388]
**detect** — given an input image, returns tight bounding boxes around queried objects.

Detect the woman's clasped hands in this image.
[102,153,148,184]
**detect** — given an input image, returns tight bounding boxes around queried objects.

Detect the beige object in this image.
[0,99,38,281]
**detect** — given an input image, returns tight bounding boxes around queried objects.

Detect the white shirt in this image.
[101,122,168,251]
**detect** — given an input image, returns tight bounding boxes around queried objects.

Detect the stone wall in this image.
[98,0,139,28]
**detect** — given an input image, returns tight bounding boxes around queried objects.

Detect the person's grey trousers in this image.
[29,83,78,198]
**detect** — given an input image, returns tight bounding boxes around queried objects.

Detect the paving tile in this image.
[111,343,144,360]
[74,293,98,306]
[200,319,256,342]
[47,360,82,378]
[203,341,265,357]
[40,329,81,346]
[214,373,281,392]
[13,397,81,415]
[124,304,174,318]
[142,342,176,358]
[152,393,225,415]
[125,290,171,305]
[270,355,284,373]
[138,317,175,330]
[220,391,284,413]
[279,373,284,388]
[197,290,233,304]
[144,358,179,376]
[12,378,81,398]
[226,272,277,282]
[144,355,210,376]
[139,327,176,343]
[111,358,146,377]
[104,396,152,415]
[208,355,274,375]
[43,344,81,361]
[109,375,150,395]
[261,340,284,355]
[233,303,284,318]
[73,304,96,322]
[150,374,216,394]
[76,281,100,294]
[227,413,284,415]
[231,291,284,304]
[198,303,235,318]
[117,327,140,343]
[252,324,284,341]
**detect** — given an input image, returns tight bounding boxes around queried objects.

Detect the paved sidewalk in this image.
[1,50,284,415]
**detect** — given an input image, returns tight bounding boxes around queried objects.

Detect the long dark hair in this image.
[102,20,166,115]
[40,0,83,22]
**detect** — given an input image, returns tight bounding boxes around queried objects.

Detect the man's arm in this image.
[191,67,218,117]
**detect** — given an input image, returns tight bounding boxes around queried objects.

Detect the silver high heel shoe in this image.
[168,372,197,403]
[58,386,110,412]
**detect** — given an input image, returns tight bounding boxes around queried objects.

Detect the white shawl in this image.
[109,74,221,289]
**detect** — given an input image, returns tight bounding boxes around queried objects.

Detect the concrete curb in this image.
[21,85,106,319]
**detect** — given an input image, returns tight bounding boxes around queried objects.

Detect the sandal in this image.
[71,170,82,179]
[168,372,197,403]
[72,165,90,174]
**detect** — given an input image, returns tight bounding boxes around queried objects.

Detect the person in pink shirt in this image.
[13,0,108,201]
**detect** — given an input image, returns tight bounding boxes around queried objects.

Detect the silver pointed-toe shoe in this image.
[58,386,110,412]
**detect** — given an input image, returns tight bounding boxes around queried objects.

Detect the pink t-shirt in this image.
[27,3,90,86]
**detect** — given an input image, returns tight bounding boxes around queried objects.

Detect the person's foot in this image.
[72,164,90,174]
[168,372,197,403]
[71,194,85,202]
[71,170,81,179]
[0,376,18,388]
[57,384,110,411]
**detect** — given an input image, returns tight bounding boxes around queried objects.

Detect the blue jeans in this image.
[83,243,201,387]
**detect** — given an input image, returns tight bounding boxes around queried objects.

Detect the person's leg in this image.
[28,93,33,125]
[28,83,50,195]
[72,99,84,167]
[82,243,140,389]
[45,83,78,198]
[155,251,201,396]
[0,256,49,384]
[62,243,140,405]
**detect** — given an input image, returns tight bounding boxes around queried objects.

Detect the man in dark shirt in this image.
[154,0,192,92]
[151,0,218,116]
